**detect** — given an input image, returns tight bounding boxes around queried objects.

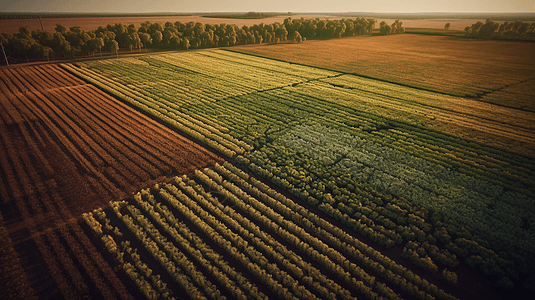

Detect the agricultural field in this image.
[83,162,459,300]
[233,34,535,108]
[0,64,220,298]
[0,15,481,34]
[56,45,535,299]
[1,33,534,300]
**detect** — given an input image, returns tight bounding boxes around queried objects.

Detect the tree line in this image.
[464,19,535,39]
[0,17,377,64]
[379,20,405,35]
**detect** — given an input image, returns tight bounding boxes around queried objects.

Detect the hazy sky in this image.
[1,0,533,13]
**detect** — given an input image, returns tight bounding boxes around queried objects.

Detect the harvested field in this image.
[233,34,535,103]
[0,64,221,298]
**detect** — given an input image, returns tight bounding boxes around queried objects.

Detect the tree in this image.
[14,28,36,62]
[33,30,54,48]
[113,23,128,47]
[477,20,499,38]
[498,22,508,35]
[294,31,303,43]
[444,23,451,30]
[92,37,104,56]
[391,20,405,34]
[265,32,272,43]
[182,37,190,50]
[464,26,472,36]
[140,33,152,50]
[366,19,376,34]
[108,39,119,58]
[379,21,392,35]
[55,24,67,35]
[53,32,71,58]
[149,23,164,34]
[37,45,53,61]
[200,30,213,47]
[151,31,163,48]
[194,22,205,36]
[1,34,10,65]
[518,23,530,36]
[170,34,181,50]
[276,26,288,41]
[284,17,294,35]
[190,37,201,48]
[335,23,346,38]
[126,32,142,52]
[175,21,185,31]
[220,36,230,47]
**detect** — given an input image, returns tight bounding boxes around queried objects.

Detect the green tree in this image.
[194,22,205,36]
[0,33,10,65]
[464,26,472,36]
[140,33,152,50]
[32,30,54,49]
[182,37,190,50]
[127,33,142,52]
[151,31,163,48]
[15,27,36,62]
[37,45,53,61]
[53,32,71,58]
[55,24,67,35]
[444,23,451,30]
[498,22,508,35]
[149,23,164,34]
[518,23,530,36]
[294,31,303,43]
[379,21,391,35]
[366,19,376,33]
[108,39,119,58]
[190,36,201,48]
[113,23,128,47]
[392,20,405,34]
[276,26,288,41]
[265,31,273,43]
[170,34,181,49]
[92,37,104,56]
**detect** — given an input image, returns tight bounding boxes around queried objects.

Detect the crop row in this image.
[0,64,223,299]
[241,135,520,280]
[84,162,460,300]
[72,50,534,289]
[76,51,535,185]
[61,62,250,157]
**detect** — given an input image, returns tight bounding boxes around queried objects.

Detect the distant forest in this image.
[0,17,391,64]
[464,19,535,39]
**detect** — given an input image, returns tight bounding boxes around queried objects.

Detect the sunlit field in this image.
[1,10,535,300]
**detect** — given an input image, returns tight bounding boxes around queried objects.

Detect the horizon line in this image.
[2,11,535,14]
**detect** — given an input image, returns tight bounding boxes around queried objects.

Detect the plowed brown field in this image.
[0,64,221,224]
[0,64,221,298]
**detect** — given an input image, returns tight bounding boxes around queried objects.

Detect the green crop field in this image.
[51,46,535,299]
